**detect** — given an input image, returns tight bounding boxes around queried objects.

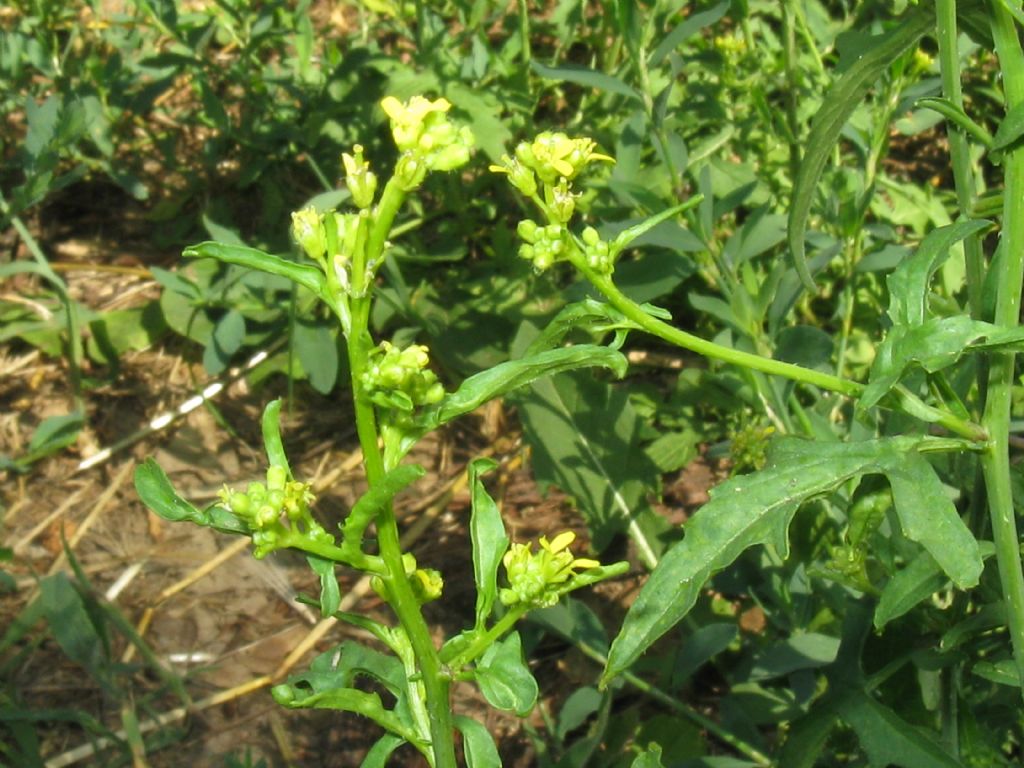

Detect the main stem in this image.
[981,1,1024,696]
[346,180,458,767]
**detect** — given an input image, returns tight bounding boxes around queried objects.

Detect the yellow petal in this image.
[573,558,601,570]
[547,530,576,553]
[380,96,404,120]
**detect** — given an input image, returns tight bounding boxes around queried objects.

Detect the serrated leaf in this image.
[602,437,938,684]
[788,6,933,289]
[886,219,993,327]
[838,689,963,767]
[184,241,327,301]
[469,459,508,630]
[455,715,502,767]
[886,452,982,589]
[531,60,642,102]
[475,632,539,715]
[862,317,1024,410]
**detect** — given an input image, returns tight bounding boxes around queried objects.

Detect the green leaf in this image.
[205,309,245,373]
[39,573,106,678]
[134,458,249,535]
[787,5,933,289]
[602,437,939,684]
[749,633,840,681]
[530,61,642,102]
[648,0,728,68]
[917,97,993,149]
[455,715,502,767]
[629,743,665,768]
[474,631,539,716]
[862,317,1024,410]
[992,100,1024,151]
[306,555,341,617]
[837,689,964,767]
[261,399,290,474]
[360,734,405,768]
[886,219,993,327]
[517,371,662,562]
[886,452,982,589]
[184,242,327,301]
[557,686,602,741]
[531,597,610,656]
[672,623,736,687]
[468,459,509,631]
[22,412,84,465]
[294,321,339,395]
[973,659,1020,687]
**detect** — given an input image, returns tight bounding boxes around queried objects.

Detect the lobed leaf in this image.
[862,317,1024,410]
[602,437,983,684]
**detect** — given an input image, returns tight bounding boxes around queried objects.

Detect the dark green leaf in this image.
[468,459,508,630]
[294,321,339,395]
[886,452,982,589]
[475,631,539,715]
[788,6,933,289]
[750,633,840,681]
[39,573,106,677]
[672,623,737,687]
[649,0,729,67]
[557,686,602,741]
[206,309,245,373]
[530,61,642,102]
[517,372,662,561]
[531,597,610,656]
[972,660,1019,687]
[838,688,964,767]
[602,437,938,684]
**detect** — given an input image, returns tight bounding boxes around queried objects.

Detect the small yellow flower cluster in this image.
[499,531,600,609]
[381,96,474,189]
[490,131,613,193]
[361,341,445,413]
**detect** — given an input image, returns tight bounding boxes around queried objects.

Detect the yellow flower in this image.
[500,530,600,608]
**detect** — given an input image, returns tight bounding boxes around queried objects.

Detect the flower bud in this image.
[342,144,378,209]
[291,207,326,263]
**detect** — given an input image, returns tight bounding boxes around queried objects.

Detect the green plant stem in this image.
[447,605,529,670]
[936,0,985,319]
[981,0,1024,696]
[279,532,383,574]
[344,179,458,767]
[574,258,987,441]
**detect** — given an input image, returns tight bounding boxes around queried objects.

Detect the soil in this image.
[1,190,721,767]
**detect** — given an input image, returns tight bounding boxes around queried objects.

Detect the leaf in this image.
[861,317,1024,410]
[530,597,610,656]
[205,309,245,373]
[21,412,84,465]
[886,452,982,589]
[39,573,106,678]
[672,623,737,687]
[601,437,940,685]
[557,686,603,741]
[474,631,539,715]
[184,242,327,301]
[749,633,841,681]
[306,555,341,617]
[530,60,642,102]
[629,743,665,768]
[917,97,993,149]
[787,6,933,289]
[134,458,249,535]
[455,715,502,768]
[837,688,964,767]
[972,660,1019,687]
[361,734,405,768]
[992,100,1024,151]
[294,321,339,394]
[517,371,662,563]
[468,459,509,630]
[886,219,993,327]
[261,399,291,474]
[407,345,627,454]
[648,0,729,68]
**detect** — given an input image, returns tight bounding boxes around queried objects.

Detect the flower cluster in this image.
[381,96,474,189]
[361,341,445,413]
[219,465,331,557]
[491,132,613,192]
[499,531,600,609]
[516,220,569,272]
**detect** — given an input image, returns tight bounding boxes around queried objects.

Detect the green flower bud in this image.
[411,568,444,603]
[394,152,427,190]
[291,207,326,263]
[342,144,378,209]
